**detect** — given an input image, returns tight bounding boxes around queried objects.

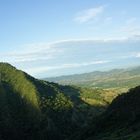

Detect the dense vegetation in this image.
[1,63,140,140]
[72,86,140,140]
[0,63,107,140]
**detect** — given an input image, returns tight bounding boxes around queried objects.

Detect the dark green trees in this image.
[0,63,105,140]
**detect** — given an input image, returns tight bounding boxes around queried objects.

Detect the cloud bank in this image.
[1,36,140,77]
[25,60,109,75]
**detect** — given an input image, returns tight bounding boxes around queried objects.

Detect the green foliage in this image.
[2,62,140,140]
[72,86,140,140]
[41,92,73,112]
[0,63,39,109]
[0,63,107,140]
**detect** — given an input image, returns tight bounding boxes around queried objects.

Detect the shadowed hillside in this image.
[72,86,140,140]
[2,62,140,140]
[0,63,107,140]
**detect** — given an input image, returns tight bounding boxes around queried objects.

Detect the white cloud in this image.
[124,52,140,59]
[74,6,104,23]
[119,52,140,59]
[136,53,140,58]
[24,60,110,75]
[1,37,140,77]
[39,37,130,45]
[0,43,63,63]
[1,36,139,64]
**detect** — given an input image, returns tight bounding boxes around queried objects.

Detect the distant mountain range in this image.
[46,66,140,89]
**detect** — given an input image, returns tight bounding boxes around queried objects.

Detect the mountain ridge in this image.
[1,62,140,140]
[45,66,140,89]
[0,62,107,140]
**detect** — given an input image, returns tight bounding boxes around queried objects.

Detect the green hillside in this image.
[46,66,140,89]
[1,62,140,140]
[71,86,140,140]
[0,63,107,140]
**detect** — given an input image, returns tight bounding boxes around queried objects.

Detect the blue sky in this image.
[0,0,140,78]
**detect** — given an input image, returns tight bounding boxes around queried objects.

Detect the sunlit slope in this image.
[0,63,72,139]
[0,63,107,140]
[0,63,41,108]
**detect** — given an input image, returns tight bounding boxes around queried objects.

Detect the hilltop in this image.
[0,63,107,140]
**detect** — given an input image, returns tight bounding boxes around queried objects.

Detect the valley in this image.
[1,0,140,139]
[0,63,140,140]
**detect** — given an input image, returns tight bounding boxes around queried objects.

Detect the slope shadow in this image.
[0,81,41,140]
[0,80,107,140]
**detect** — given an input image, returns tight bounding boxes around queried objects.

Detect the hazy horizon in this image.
[44,64,140,79]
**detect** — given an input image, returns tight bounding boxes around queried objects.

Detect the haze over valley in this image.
[0,0,140,140]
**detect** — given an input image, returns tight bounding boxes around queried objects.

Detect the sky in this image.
[0,0,140,78]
